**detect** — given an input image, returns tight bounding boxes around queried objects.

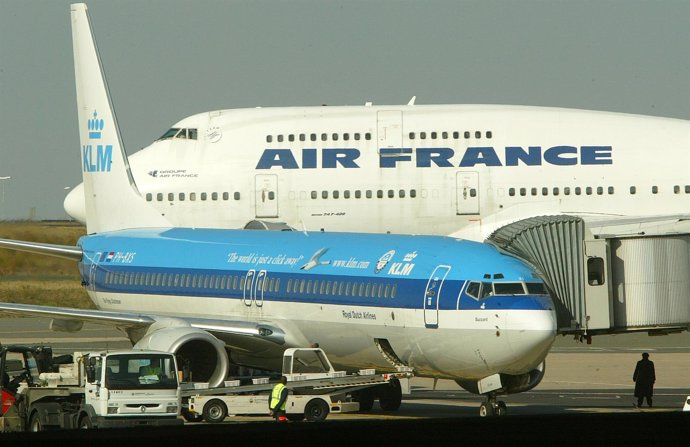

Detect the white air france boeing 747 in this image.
[0,3,557,418]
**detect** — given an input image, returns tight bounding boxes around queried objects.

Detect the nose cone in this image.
[64,183,86,223]
[504,298,557,373]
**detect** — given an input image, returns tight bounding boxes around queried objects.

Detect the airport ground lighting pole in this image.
[0,176,11,221]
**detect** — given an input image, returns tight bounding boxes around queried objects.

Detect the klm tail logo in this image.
[82,110,112,172]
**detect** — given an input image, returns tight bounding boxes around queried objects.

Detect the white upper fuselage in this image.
[65,104,690,239]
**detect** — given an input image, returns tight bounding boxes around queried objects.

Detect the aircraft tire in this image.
[479,402,495,417]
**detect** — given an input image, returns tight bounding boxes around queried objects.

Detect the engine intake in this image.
[133,326,229,387]
[455,362,546,395]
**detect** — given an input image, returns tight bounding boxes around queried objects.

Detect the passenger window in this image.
[553,187,559,196]
[277,135,284,143]
[431,132,437,139]
[201,192,207,201]
[222,192,229,200]
[399,189,405,198]
[288,134,295,142]
[377,190,383,199]
[344,190,350,199]
[420,132,427,140]
[311,191,317,199]
[575,187,581,195]
[146,193,152,201]
[410,189,417,198]
[587,257,605,285]
[190,193,196,201]
[355,190,362,199]
[541,187,548,196]
[366,190,372,199]
[475,131,481,138]
[333,190,339,199]
[509,188,515,197]
[266,135,273,143]
[630,186,636,194]
[388,190,394,198]
[168,193,174,201]
[179,193,185,201]
[652,186,658,194]
[157,193,163,201]
[211,192,218,200]
[464,131,470,139]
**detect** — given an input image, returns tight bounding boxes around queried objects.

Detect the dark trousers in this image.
[637,396,652,407]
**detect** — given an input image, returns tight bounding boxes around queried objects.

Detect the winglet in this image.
[71,3,170,233]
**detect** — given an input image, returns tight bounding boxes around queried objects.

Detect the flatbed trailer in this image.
[182,348,411,422]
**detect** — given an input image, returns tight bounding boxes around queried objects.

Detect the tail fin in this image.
[71,3,170,233]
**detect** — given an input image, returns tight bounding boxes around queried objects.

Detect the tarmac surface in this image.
[2,317,690,444]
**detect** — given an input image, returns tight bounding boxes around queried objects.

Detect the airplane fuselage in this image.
[65,104,690,239]
[78,228,556,379]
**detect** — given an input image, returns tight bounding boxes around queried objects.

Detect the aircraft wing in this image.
[0,302,286,350]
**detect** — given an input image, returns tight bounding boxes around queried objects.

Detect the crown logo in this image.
[403,251,417,262]
[88,110,105,139]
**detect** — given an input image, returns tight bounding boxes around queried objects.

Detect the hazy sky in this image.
[0,0,688,220]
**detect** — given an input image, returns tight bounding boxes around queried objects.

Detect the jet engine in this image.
[132,326,229,387]
[455,362,545,395]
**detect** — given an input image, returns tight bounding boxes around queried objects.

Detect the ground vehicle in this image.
[1,345,182,432]
[184,348,410,423]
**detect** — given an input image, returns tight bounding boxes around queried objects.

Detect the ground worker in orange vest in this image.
[269,375,288,422]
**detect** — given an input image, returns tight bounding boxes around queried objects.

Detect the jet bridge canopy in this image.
[487,215,690,335]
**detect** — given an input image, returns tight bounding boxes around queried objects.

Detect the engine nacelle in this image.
[455,362,546,395]
[133,326,229,387]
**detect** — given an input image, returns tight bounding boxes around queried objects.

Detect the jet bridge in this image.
[486,215,690,335]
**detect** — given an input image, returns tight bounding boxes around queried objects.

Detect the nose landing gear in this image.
[479,393,507,417]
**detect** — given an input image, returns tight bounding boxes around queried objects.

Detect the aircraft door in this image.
[243,270,256,306]
[377,110,402,148]
[253,270,266,307]
[255,175,278,218]
[456,171,479,215]
[423,265,451,328]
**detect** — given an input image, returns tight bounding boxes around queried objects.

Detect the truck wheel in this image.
[202,399,227,423]
[304,399,329,422]
[78,415,93,429]
[354,389,374,412]
[181,408,204,423]
[29,412,42,432]
[379,379,402,411]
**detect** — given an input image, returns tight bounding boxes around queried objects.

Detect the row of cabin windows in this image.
[408,130,492,140]
[310,189,418,200]
[266,133,372,143]
[508,185,690,197]
[145,192,241,202]
[104,271,397,299]
[286,278,397,299]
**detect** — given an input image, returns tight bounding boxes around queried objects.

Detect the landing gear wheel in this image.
[496,401,507,417]
[181,408,204,422]
[78,415,92,429]
[202,399,228,423]
[479,402,495,417]
[29,412,42,432]
[304,399,329,422]
[378,378,402,411]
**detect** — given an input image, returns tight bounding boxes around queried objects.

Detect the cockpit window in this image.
[157,128,198,141]
[526,282,548,295]
[158,128,179,140]
[493,282,526,295]
[466,281,494,300]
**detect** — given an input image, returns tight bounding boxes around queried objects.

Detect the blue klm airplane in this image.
[0,3,556,417]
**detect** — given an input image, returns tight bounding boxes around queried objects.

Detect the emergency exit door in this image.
[423,265,451,328]
[255,174,278,218]
[456,171,479,215]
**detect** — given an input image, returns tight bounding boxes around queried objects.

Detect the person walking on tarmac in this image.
[269,376,289,422]
[633,352,656,408]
